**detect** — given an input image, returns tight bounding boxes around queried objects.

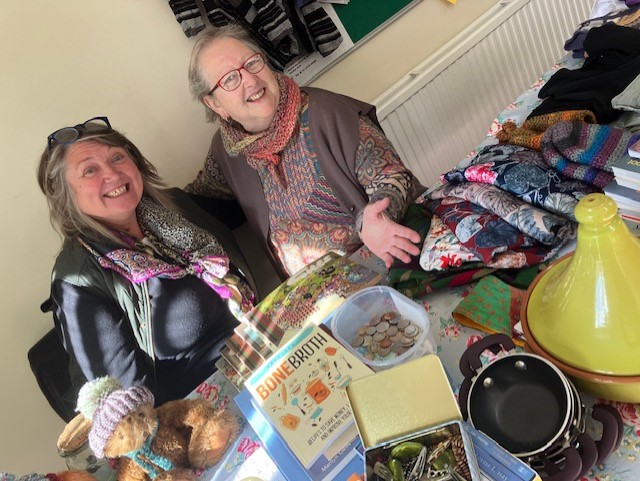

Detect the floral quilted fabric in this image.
[426,197,565,267]
[442,144,598,221]
[428,182,576,246]
[420,215,480,271]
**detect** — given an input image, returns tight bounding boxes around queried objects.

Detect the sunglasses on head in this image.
[47,116,112,153]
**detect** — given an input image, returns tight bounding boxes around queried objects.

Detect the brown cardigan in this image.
[209,87,391,279]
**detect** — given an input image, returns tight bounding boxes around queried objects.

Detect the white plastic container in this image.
[330,285,436,370]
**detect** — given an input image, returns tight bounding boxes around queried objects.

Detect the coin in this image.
[369,316,382,327]
[401,336,415,348]
[373,332,385,342]
[398,319,410,330]
[365,326,377,336]
[382,311,398,322]
[356,325,368,336]
[376,321,390,333]
[404,324,419,338]
[362,335,373,347]
[379,338,392,349]
[386,325,399,337]
[378,346,391,357]
[351,335,364,348]
[390,331,403,343]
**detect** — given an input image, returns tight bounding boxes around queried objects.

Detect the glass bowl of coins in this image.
[330,285,435,370]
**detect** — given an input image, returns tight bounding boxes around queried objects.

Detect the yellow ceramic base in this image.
[526,194,640,376]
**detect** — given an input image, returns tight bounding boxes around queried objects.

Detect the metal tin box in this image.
[346,354,481,481]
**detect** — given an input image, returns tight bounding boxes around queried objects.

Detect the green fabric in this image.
[452,275,527,346]
[390,263,495,298]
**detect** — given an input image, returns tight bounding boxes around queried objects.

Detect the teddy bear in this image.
[76,377,240,481]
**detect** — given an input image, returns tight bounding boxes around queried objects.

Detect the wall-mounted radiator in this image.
[374,0,593,187]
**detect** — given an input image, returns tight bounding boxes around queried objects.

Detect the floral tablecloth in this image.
[194,283,640,481]
[189,371,285,481]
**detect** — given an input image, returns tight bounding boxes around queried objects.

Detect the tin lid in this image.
[346,354,461,448]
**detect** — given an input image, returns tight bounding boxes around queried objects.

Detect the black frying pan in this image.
[459,334,625,481]
[459,334,573,457]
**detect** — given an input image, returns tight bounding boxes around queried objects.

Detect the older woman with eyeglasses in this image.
[37,117,255,404]
[186,24,426,279]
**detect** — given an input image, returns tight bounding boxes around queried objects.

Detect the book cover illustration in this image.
[243,251,382,348]
[235,388,366,481]
[245,324,373,469]
[612,153,640,183]
[628,137,640,159]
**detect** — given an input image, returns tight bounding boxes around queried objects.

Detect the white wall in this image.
[0,0,493,474]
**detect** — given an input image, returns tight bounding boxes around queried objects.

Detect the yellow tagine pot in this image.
[525,193,640,378]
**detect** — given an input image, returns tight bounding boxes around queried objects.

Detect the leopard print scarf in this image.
[79,196,254,319]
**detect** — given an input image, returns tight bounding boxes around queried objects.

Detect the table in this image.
[194,285,640,481]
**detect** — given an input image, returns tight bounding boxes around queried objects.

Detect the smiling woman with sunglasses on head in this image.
[37,118,255,404]
[186,24,426,279]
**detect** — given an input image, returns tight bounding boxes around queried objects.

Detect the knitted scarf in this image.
[220,72,301,170]
[540,121,637,188]
[496,110,597,151]
[123,425,174,480]
[78,196,254,319]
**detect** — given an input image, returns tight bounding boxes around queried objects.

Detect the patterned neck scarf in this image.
[79,196,254,319]
[220,72,301,169]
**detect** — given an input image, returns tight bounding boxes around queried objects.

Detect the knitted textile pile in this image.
[496,110,596,150]
[540,120,636,188]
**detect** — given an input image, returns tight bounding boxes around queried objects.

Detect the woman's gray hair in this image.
[37,124,173,245]
[188,24,263,123]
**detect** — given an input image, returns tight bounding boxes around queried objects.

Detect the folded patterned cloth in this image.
[426,197,568,267]
[442,144,597,221]
[452,275,528,347]
[541,120,637,188]
[496,110,596,150]
[420,215,480,271]
[420,213,550,271]
[390,261,495,299]
[428,182,576,246]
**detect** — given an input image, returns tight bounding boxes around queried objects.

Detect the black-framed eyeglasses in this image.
[47,116,112,153]
[208,53,266,95]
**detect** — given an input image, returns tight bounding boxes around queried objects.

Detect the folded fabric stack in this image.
[391,19,640,299]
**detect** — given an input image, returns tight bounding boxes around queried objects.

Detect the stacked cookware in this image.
[458,334,623,481]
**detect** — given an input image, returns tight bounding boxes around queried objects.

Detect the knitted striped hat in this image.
[76,377,155,459]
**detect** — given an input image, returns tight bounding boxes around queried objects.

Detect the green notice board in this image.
[333,0,419,44]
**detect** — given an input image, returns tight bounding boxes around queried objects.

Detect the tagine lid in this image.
[526,193,640,376]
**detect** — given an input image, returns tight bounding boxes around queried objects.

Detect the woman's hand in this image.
[360,197,421,268]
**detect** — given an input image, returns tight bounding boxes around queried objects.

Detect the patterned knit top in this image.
[187,93,421,276]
